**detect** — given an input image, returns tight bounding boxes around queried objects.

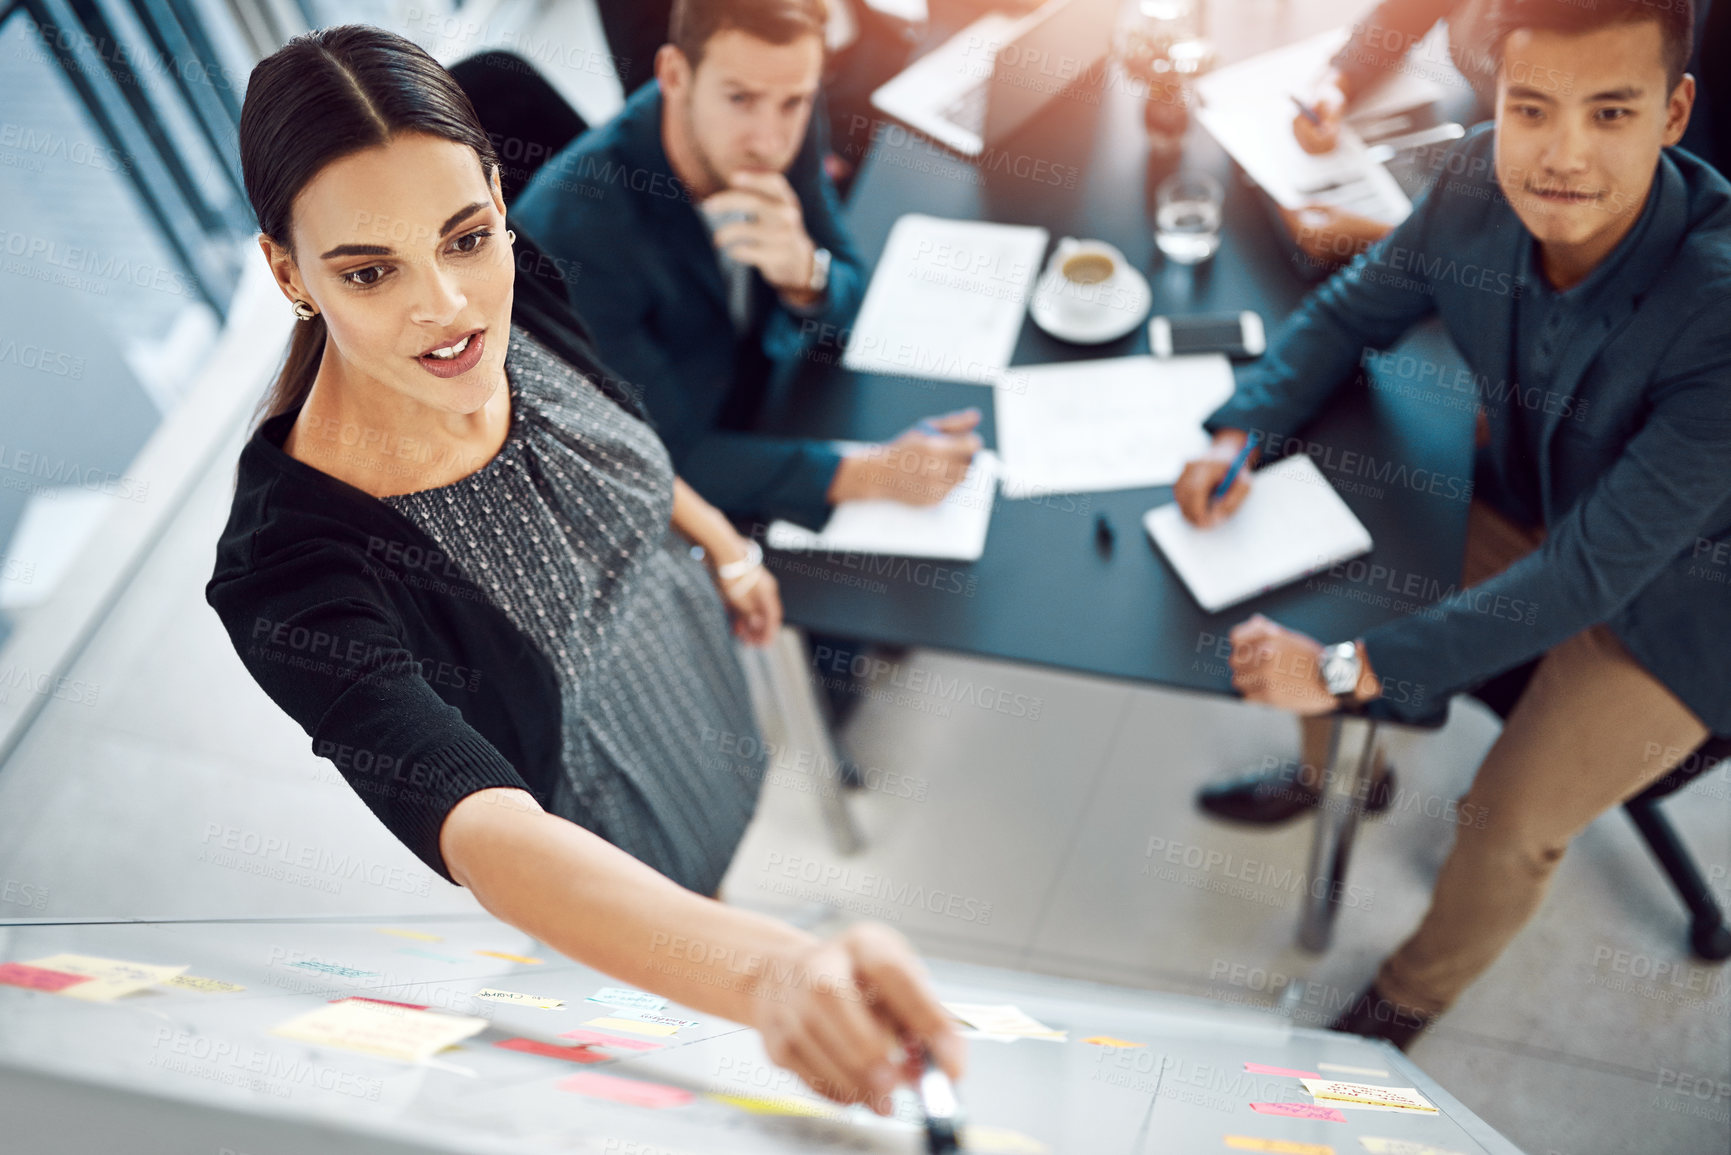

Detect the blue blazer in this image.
[513,82,867,528]
[1209,126,1731,732]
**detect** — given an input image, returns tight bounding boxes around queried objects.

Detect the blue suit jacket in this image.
[1209,126,1731,731]
[513,82,867,528]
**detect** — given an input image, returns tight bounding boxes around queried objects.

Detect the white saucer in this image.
[1028,264,1153,345]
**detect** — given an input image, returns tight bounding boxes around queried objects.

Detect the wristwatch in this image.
[806,246,832,295]
[1320,640,1366,700]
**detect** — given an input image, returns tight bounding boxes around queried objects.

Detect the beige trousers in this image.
[1299,502,1709,1016]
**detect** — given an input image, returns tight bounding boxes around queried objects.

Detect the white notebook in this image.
[1143,455,1372,613]
[766,451,999,561]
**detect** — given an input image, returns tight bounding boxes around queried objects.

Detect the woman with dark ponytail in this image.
[207,25,961,1108]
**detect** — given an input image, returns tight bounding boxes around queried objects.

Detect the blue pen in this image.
[915,409,979,437]
[1210,432,1261,503]
[1290,94,1323,127]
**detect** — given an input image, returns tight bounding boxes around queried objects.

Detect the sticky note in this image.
[332,996,429,1010]
[943,1003,1065,1040]
[708,1092,837,1117]
[613,1008,700,1029]
[286,960,378,979]
[1301,1080,1437,1113]
[1083,1036,1145,1048]
[167,975,245,994]
[558,1071,694,1108]
[962,1125,1051,1153]
[397,947,465,964]
[1359,1141,1469,1155]
[270,999,487,1062]
[1320,1063,1390,1078]
[587,986,667,1011]
[1224,1138,1334,1155]
[377,928,443,942]
[495,1037,608,1064]
[476,950,543,964]
[476,988,565,1009]
[586,1015,679,1038]
[23,955,187,1001]
[1251,1103,1347,1122]
[1245,1062,1322,1079]
[558,1027,664,1052]
[0,962,91,993]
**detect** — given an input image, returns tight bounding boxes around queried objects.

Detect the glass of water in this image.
[1155,171,1224,265]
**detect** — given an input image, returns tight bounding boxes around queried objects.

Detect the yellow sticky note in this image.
[476,950,543,965]
[1082,1036,1145,1048]
[377,928,443,942]
[1360,1141,1468,1155]
[1225,1138,1334,1155]
[476,988,565,1009]
[963,1124,1050,1153]
[943,1003,1066,1040]
[23,954,187,1002]
[167,974,245,994]
[1300,1079,1437,1113]
[586,1015,679,1037]
[271,999,488,1062]
[708,1092,837,1117]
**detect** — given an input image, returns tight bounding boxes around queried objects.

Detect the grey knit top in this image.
[383,326,765,895]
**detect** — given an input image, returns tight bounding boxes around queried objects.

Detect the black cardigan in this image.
[206,225,646,884]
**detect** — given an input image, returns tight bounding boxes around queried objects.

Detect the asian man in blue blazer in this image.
[1175,0,1731,1047]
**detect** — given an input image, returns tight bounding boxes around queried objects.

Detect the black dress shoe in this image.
[1327,984,1435,1051]
[1196,759,1396,825]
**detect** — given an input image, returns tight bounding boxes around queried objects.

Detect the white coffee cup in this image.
[1048,238,1129,327]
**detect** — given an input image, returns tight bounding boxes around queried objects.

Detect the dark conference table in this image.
[759,10,1480,946]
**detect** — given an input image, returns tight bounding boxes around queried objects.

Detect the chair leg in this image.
[1297,715,1379,953]
[1623,799,1731,962]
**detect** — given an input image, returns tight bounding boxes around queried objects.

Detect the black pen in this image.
[1095,514,1115,556]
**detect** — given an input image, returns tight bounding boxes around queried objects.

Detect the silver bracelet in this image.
[714,540,763,583]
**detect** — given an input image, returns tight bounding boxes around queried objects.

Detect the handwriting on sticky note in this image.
[1245,1062,1322,1079]
[1251,1103,1346,1122]
[707,1092,837,1117]
[476,988,564,1009]
[271,999,487,1063]
[167,975,245,994]
[614,1008,700,1029]
[587,986,666,1011]
[494,1037,608,1064]
[962,1125,1051,1153]
[1224,1137,1334,1155]
[1300,1080,1437,1113]
[476,950,543,964]
[23,954,187,1001]
[558,1071,693,1108]
[0,962,91,993]
[558,1027,663,1052]
[1083,1036,1145,1048]
[586,1016,679,1037]
[377,928,443,942]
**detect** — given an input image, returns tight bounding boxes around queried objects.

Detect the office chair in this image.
[449,52,589,206]
[1468,661,1731,962]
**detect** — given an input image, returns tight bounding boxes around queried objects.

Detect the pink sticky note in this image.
[1251,1102,1347,1123]
[495,1037,609,1064]
[558,1071,694,1108]
[332,996,430,1011]
[1245,1062,1323,1079]
[558,1027,665,1052]
[0,962,91,993]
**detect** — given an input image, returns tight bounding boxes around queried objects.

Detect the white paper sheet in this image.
[993,355,1234,497]
[766,451,998,560]
[1142,455,1373,614]
[843,215,1048,384]
[1194,27,1449,127]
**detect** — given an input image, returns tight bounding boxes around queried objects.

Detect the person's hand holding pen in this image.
[828,408,984,506]
[1290,68,1352,155]
[1174,428,1259,528]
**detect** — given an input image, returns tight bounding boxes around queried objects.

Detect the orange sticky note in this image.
[1225,1138,1334,1155]
[1083,1036,1145,1048]
[558,1071,693,1108]
[495,1037,609,1064]
[475,950,543,965]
